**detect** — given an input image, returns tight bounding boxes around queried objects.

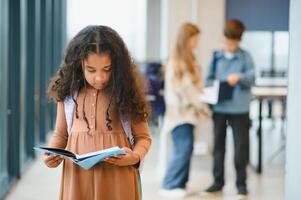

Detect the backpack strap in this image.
[64,91,78,135]
[211,50,219,79]
[119,112,144,172]
[119,112,135,147]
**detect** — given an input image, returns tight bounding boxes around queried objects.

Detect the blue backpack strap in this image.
[138,172,143,200]
[119,112,143,197]
[119,112,135,147]
[119,112,144,173]
[211,50,219,79]
[64,91,78,135]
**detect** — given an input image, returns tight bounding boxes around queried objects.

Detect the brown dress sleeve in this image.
[131,120,152,161]
[48,101,69,149]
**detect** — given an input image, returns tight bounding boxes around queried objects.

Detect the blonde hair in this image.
[170,22,202,87]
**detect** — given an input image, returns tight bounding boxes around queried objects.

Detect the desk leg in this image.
[257,99,263,173]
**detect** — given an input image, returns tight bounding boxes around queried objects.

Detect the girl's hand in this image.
[104,147,140,167]
[43,153,64,168]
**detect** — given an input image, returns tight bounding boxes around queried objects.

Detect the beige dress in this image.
[49,87,152,200]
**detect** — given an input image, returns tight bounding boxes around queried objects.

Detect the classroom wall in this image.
[197,0,225,76]
[160,0,198,62]
[159,0,225,76]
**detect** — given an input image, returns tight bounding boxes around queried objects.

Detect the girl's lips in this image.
[94,83,104,86]
[93,84,106,89]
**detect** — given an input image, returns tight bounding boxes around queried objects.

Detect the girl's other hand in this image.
[43,153,64,168]
[104,147,140,167]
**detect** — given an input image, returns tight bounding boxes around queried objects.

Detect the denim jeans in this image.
[162,124,194,189]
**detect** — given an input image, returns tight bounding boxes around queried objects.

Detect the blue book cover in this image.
[34,146,126,170]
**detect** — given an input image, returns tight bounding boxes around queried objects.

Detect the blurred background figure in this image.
[159,22,210,198]
[144,62,165,128]
[204,19,254,198]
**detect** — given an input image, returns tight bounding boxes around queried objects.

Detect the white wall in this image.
[160,0,199,62]
[67,0,147,62]
[285,0,301,199]
[145,0,161,62]
[197,0,225,76]
[160,0,225,75]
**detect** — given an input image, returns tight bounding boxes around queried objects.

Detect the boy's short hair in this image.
[224,19,245,40]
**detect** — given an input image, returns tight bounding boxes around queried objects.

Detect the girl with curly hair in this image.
[44,25,152,200]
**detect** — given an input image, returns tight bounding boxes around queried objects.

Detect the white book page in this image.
[75,146,120,159]
[199,80,220,104]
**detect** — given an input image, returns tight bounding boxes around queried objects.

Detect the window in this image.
[241,31,289,77]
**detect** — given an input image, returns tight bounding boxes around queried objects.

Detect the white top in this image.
[162,60,211,135]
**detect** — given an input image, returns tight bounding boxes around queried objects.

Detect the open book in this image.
[199,80,234,104]
[34,146,126,170]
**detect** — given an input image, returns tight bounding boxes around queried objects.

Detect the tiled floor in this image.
[5,111,285,200]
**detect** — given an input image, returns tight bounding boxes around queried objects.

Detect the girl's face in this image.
[83,53,112,90]
[187,34,199,51]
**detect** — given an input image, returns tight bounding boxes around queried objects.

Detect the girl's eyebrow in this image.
[85,65,96,69]
[85,65,112,68]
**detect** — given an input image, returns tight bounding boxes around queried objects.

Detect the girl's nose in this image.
[95,75,103,82]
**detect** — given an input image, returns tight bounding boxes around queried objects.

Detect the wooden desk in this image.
[251,86,287,173]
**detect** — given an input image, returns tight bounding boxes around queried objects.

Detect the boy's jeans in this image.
[162,124,194,189]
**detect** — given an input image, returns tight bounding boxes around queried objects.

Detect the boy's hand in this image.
[104,147,140,167]
[43,153,64,168]
[227,74,240,86]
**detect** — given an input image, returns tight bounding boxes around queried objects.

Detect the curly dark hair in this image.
[47,25,150,131]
